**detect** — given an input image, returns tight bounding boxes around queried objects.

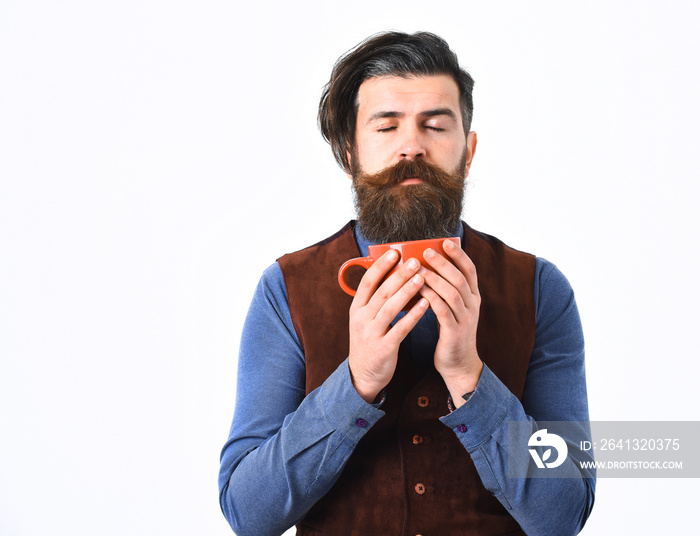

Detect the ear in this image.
[463,131,477,178]
[345,150,353,180]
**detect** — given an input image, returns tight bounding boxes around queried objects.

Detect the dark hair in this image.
[318,31,475,173]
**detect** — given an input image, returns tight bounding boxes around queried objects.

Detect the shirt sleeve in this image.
[440,258,596,536]
[218,263,384,536]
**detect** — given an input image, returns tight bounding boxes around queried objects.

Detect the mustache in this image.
[354,158,463,189]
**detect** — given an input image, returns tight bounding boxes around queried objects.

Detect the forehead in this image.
[356,74,461,121]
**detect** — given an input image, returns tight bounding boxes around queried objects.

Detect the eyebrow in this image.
[365,108,458,124]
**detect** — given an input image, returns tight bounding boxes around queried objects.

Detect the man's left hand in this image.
[418,239,484,409]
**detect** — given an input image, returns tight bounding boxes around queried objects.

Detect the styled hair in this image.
[318,31,475,173]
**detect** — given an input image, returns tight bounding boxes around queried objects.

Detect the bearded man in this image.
[219,31,595,536]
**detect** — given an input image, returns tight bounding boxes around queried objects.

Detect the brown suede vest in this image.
[277,221,536,536]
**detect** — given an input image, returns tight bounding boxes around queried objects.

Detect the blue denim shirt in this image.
[219,225,595,536]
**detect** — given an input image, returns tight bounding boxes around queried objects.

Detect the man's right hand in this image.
[348,250,429,403]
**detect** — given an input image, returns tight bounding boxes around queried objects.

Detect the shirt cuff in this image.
[439,363,516,450]
[317,358,386,445]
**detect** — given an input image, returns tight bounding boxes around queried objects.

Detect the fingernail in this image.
[419,298,429,308]
[411,274,422,285]
[425,249,435,258]
[387,250,399,261]
[408,258,419,269]
[445,240,455,250]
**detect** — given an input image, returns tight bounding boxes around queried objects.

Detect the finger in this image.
[418,283,459,326]
[422,250,471,308]
[442,239,480,298]
[364,257,422,314]
[419,268,466,317]
[384,296,430,346]
[423,247,465,290]
[353,250,400,307]
[373,272,425,326]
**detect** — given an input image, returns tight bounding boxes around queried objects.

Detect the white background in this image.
[1,1,699,535]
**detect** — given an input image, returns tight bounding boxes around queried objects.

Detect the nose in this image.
[398,126,426,161]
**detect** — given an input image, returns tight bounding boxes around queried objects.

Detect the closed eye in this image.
[377,126,397,132]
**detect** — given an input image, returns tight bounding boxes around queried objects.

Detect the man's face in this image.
[352,74,473,178]
[350,74,477,243]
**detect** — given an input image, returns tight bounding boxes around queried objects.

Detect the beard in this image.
[351,153,467,244]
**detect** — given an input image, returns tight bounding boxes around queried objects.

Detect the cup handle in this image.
[338,256,375,297]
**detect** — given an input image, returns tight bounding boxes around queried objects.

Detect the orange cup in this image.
[338,237,460,297]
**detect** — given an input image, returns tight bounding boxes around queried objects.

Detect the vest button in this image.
[414,483,426,495]
[417,396,430,407]
[412,434,424,445]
